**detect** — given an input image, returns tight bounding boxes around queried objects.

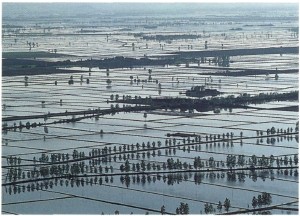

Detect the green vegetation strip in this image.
[2,51,69,59]
[170,46,299,58]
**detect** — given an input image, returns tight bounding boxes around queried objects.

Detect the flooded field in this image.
[2,3,299,215]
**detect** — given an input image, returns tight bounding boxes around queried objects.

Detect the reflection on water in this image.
[2,3,299,214]
[4,167,298,196]
[4,134,298,198]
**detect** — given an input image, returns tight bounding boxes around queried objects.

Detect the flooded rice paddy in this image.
[2,3,299,215]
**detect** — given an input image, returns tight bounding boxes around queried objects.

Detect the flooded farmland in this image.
[2,3,299,215]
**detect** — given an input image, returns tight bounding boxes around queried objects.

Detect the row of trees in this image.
[252,192,272,209]
[193,153,298,170]
[204,198,231,214]
[175,202,189,214]
[9,133,297,168]
[14,153,298,184]
[5,132,298,184]
[6,166,298,196]
[67,75,110,86]
[5,175,115,195]
[263,125,298,136]
[6,156,22,165]
[6,141,298,184]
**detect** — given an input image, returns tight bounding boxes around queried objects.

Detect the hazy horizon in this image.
[3,3,299,19]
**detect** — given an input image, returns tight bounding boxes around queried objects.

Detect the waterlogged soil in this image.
[2,3,299,215]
